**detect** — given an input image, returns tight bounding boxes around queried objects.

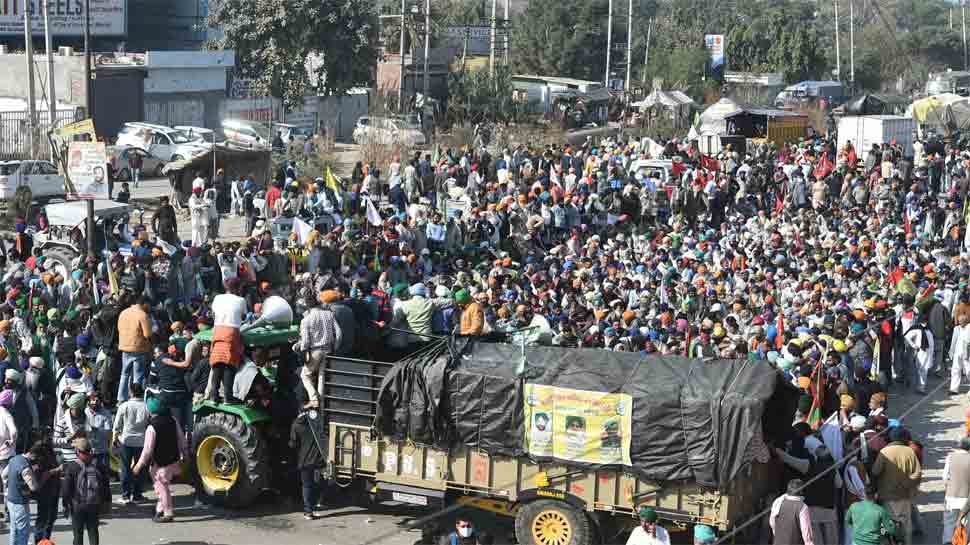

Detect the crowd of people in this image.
[0,124,969,544]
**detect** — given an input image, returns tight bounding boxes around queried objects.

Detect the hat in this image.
[638,507,658,522]
[694,525,716,544]
[73,437,92,453]
[67,392,86,409]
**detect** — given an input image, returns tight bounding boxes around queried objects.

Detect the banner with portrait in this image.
[523,384,633,466]
[66,142,109,200]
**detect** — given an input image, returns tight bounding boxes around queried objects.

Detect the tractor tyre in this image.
[193,411,271,508]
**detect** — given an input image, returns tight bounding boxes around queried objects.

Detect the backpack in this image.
[75,462,106,509]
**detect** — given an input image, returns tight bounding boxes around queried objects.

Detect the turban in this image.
[65,365,83,380]
[28,357,44,369]
[67,392,87,409]
[319,290,340,304]
[392,283,409,297]
[454,289,471,305]
[638,507,658,523]
[840,394,855,410]
[694,525,716,544]
[410,283,427,297]
[4,368,22,383]
[146,396,168,415]
[850,415,867,431]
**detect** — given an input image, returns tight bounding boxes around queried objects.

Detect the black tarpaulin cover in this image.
[375,339,797,488]
[841,94,909,115]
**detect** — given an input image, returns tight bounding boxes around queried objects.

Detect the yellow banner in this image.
[523,384,632,466]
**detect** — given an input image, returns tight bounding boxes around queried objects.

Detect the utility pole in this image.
[625,0,632,93]
[849,0,854,87]
[961,1,969,69]
[643,17,652,80]
[398,0,406,109]
[43,0,56,162]
[834,0,841,81]
[489,0,497,76]
[423,0,430,97]
[84,0,94,255]
[503,0,510,65]
[605,0,613,87]
[24,0,37,159]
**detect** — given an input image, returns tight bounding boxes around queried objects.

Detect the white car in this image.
[222,119,271,149]
[174,126,216,144]
[116,122,211,162]
[0,160,66,200]
[352,116,426,147]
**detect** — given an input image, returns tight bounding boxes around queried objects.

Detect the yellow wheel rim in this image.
[197,435,240,493]
[531,509,572,545]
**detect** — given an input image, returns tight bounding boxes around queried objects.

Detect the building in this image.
[376,48,457,102]
[723,71,785,105]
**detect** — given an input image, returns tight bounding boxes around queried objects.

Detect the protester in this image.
[845,483,897,545]
[112,383,149,504]
[290,406,326,520]
[133,397,187,523]
[60,438,109,545]
[4,442,58,545]
[871,427,922,544]
[770,479,816,545]
[117,297,153,403]
[626,507,670,545]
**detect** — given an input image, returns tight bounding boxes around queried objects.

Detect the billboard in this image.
[705,34,725,70]
[0,0,126,36]
[66,141,108,200]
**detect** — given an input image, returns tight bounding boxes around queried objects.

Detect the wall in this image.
[0,53,88,105]
[318,92,370,142]
[145,91,223,129]
[143,50,232,94]
[92,68,146,138]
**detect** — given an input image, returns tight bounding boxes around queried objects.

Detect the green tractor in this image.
[191,318,301,507]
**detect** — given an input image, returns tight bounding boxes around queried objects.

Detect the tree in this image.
[511,0,610,82]
[725,1,826,83]
[208,0,378,109]
[447,66,518,124]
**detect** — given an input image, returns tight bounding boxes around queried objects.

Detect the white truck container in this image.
[837,115,915,158]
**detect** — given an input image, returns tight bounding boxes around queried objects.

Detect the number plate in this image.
[391,492,428,506]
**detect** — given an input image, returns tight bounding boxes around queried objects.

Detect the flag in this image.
[699,155,720,172]
[793,230,803,252]
[325,166,341,192]
[903,209,911,235]
[292,217,313,244]
[813,154,834,179]
[365,196,383,227]
[775,313,784,350]
[684,327,691,357]
[774,193,785,214]
[373,238,382,273]
[106,256,119,296]
[887,265,903,289]
[807,360,825,430]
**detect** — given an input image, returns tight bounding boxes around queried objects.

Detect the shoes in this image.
[132,495,147,503]
[153,513,174,523]
[303,512,316,520]
[917,389,927,395]
[951,390,961,396]
[116,496,131,505]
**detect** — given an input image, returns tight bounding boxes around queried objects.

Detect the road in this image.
[23,377,963,545]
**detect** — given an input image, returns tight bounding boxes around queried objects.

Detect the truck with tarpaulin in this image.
[321,338,799,545]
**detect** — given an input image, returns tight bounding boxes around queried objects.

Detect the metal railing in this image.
[0,109,86,160]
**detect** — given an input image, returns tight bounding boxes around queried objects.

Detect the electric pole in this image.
[489,0,497,76]
[643,18,652,81]
[44,0,56,162]
[503,0,510,65]
[625,0,632,93]
[85,0,94,254]
[834,0,841,81]
[964,0,968,70]
[24,0,37,159]
[423,0,430,97]
[849,0,854,87]
[398,0,406,109]
[605,0,613,87]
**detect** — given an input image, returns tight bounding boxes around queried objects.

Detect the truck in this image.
[836,115,915,158]
[926,70,970,96]
[322,339,797,545]
[774,80,844,109]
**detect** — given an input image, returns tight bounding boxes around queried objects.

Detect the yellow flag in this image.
[325,166,340,192]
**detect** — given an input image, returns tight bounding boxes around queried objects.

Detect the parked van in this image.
[352,116,426,147]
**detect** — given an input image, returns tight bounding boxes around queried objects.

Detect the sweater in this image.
[459,302,484,336]
[118,305,152,353]
[871,442,922,501]
[845,500,896,545]
[112,397,150,447]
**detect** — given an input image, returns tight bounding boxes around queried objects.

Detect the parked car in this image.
[222,119,271,149]
[108,145,166,181]
[0,160,66,200]
[273,123,314,148]
[116,122,211,162]
[174,126,216,145]
[352,116,426,147]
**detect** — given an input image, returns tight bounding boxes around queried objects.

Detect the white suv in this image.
[352,116,426,147]
[116,122,211,162]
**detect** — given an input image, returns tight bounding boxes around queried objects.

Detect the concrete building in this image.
[511,75,605,114]
[140,50,234,129]
[376,48,456,102]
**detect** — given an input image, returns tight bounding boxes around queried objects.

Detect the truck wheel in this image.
[514,499,591,545]
[193,411,270,508]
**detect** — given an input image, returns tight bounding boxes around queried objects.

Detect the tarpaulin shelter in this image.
[698,98,743,135]
[163,145,272,197]
[907,93,970,132]
[632,90,696,128]
[374,338,798,489]
[836,94,909,116]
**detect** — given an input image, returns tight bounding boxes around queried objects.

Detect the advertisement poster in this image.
[67,142,108,200]
[704,34,725,70]
[523,384,632,466]
[0,0,126,36]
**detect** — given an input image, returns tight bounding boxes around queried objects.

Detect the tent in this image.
[698,97,743,135]
[908,93,970,131]
[632,90,696,128]
[44,200,130,227]
[837,94,909,116]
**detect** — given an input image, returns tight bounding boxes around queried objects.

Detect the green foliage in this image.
[511,0,609,81]
[447,66,518,124]
[725,1,825,82]
[208,0,378,110]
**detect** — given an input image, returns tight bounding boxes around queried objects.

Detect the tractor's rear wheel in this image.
[193,411,271,508]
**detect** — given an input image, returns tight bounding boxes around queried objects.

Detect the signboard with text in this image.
[66,141,108,200]
[705,34,725,70]
[0,0,126,36]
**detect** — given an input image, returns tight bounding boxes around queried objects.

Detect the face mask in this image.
[458,527,473,538]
